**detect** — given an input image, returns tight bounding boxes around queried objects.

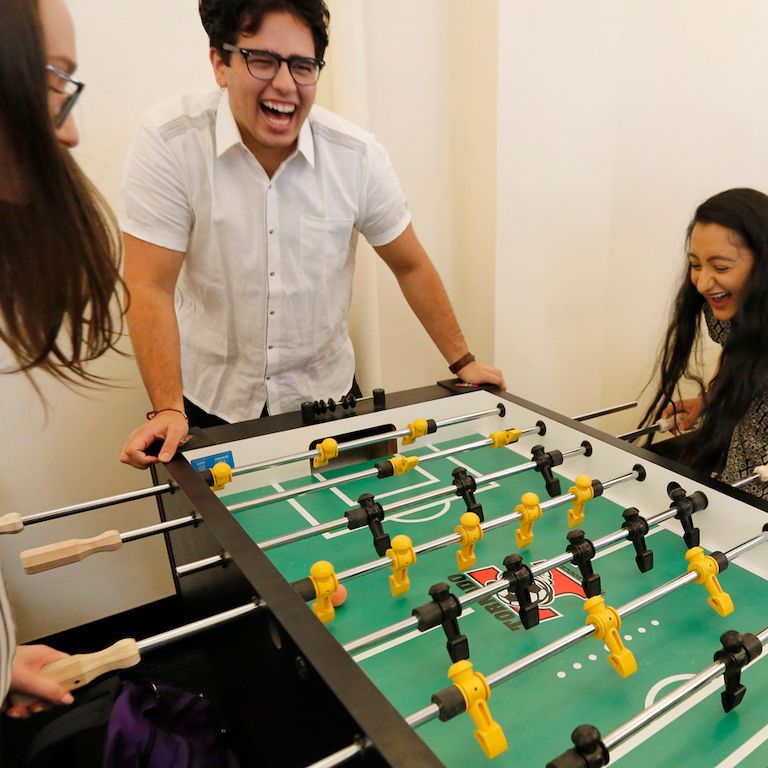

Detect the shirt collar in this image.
[215,91,316,168]
[297,112,314,168]
[215,91,243,158]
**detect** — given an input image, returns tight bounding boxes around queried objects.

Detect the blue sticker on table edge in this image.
[191,451,235,472]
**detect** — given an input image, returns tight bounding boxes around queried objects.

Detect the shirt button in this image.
[269,229,275,234]
[269,271,275,277]
[268,345,273,350]
[266,376,271,381]
[269,310,275,315]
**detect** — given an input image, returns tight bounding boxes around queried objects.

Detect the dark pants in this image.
[647,430,701,463]
[183,377,362,429]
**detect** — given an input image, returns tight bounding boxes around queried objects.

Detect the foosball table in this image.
[14,384,768,767]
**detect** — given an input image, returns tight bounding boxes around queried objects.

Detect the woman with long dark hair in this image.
[641,188,768,498]
[0,0,124,718]
[0,0,122,383]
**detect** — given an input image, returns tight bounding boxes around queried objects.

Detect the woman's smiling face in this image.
[688,221,755,321]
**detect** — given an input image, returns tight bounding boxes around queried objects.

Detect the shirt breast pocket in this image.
[299,216,355,284]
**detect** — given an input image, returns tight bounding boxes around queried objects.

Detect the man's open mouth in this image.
[261,100,296,126]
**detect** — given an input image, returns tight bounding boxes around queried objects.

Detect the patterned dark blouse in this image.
[704,305,768,498]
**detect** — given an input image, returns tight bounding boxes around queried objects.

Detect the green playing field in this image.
[223,435,768,767]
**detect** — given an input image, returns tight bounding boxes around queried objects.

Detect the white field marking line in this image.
[351,607,477,663]
[321,483,500,541]
[325,463,442,508]
[644,674,695,708]
[259,481,324,529]
[446,454,486,475]
[609,629,768,764]
[286,496,322,527]
[715,722,768,767]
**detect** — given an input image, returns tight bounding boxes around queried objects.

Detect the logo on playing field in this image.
[465,562,587,622]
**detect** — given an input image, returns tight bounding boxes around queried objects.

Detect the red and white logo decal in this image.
[466,562,587,622]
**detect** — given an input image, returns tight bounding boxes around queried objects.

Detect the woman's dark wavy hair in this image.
[0,0,124,385]
[199,0,330,62]
[640,188,768,474]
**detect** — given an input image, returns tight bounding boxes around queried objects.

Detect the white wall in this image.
[496,1,768,434]
[327,0,499,394]
[496,2,621,419]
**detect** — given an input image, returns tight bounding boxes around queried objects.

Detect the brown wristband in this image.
[146,407,188,421]
[449,352,475,375]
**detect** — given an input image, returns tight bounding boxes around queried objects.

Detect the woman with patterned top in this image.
[0,0,123,718]
[641,188,768,499]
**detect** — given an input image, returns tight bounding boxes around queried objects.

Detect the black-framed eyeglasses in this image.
[45,64,85,128]
[222,43,324,86]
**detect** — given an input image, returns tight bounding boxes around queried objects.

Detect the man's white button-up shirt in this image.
[121,90,410,421]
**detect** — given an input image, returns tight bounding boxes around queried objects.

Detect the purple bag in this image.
[104,683,239,768]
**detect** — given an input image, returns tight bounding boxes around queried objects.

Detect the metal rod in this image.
[485,532,766,691]
[176,553,228,577]
[601,470,643,490]
[535,467,640,516]
[732,473,759,489]
[618,424,660,442]
[386,444,589,518]
[227,419,537,515]
[283,445,597,577]
[572,401,637,422]
[406,702,441,728]
[304,743,368,768]
[259,518,348,551]
[231,406,504,480]
[723,531,767,562]
[342,468,644,591]
[341,468,648,655]
[404,529,768,734]
[301,500,721,768]
[432,406,504,428]
[232,449,319,476]
[21,482,176,526]
[457,504,678,615]
[227,467,376,513]
[344,615,419,654]
[121,515,196,544]
[603,625,768,753]
[605,661,725,751]
[136,601,263,654]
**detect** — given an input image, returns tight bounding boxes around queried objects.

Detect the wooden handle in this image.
[42,638,141,690]
[0,513,23,534]
[20,530,123,574]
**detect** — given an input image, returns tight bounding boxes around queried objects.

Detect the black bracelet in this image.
[449,352,475,375]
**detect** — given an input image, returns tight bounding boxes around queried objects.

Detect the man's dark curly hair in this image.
[199,0,330,63]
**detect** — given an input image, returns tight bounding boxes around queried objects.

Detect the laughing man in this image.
[119,0,505,469]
